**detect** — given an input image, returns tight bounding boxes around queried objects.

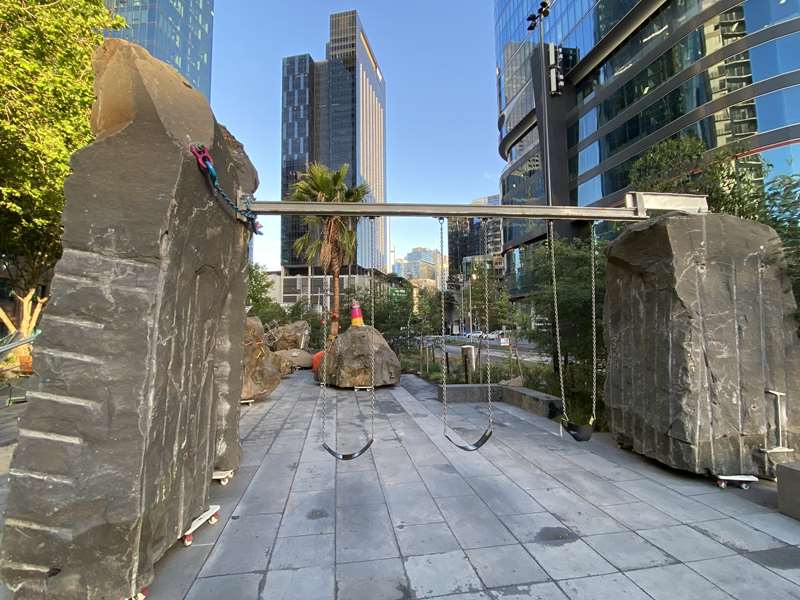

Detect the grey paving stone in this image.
[558,451,642,482]
[404,550,483,597]
[637,525,736,562]
[149,544,212,600]
[278,489,335,537]
[336,558,409,600]
[558,573,650,600]
[689,554,800,600]
[553,469,638,506]
[736,512,800,545]
[528,486,626,536]
[262,565,334,600]
[466,475,545,516]
[336,502,399,563]
[447,451,504,479]
[185,574,261,600]
[336,469,385,506]
[199,513,280,576]
[693,491,775,517]
[240,441,270,467]
[497,464,560,490]
[747,546,800,585]
[692,518,786,552]
[269,533,334,569]
[374,447,422,485]
[291,460,335,492]
[499,512,576,544]
[524,538,616,581]
[616,479,725,523]
[418,464,476,498]
[600,502,680,530]
[626,563,732,600]
[487,582,568,599]
[466,544,548,588]
[191,501,236,546]
[436,494,517,549]
[211,465,258,501]
[395,522,460,557]
[384,481,443,526]
[236,473,292,516]
[583,531,676,570]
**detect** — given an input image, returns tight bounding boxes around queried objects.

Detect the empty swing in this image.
[548,220,599,442]
[319,218,378,461]
[439,217,494,452]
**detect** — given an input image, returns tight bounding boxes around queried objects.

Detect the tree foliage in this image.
[246,263,286,327]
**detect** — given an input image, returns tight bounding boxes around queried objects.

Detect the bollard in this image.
[462,345,476,384]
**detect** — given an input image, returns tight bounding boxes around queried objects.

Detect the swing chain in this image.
[369,217,377,439]
[590,222,597,426]
[548,220,568,424]
[482,219,493,429]
[320,273,330,443]
[439,217,448,436]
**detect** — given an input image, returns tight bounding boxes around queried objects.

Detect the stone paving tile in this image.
[383,481,443,527]
[600,502,680,530]
[626,563,732,600]
[616,479,725,523]
[236,471,293,516]
[278,489,335,537]
[583,531,676,570]
[404,550,483,597]
[466,475,545,516]
[557,450,642,482]
[291,460,335,492]
[499,512,577,544]
[558,573,651,600]
[199,513,281,577]
[417,464,476,498]
[693,491,775,517]
[149,544,212,600]
[487,582,568,599]
[552,469,638,507]
[466,544,549,588]
[436,494,517,549]
[688,554,800,599]
[528,486,626,536]
[336,502,399,563]
[395,522,460,557]
[185,574,262,600]
[335,558,409,600]
[262,565,335,600]
[496,464,560,490]
[373,447,422,485]
[637,525,736,562]
[269,533,335,569]
[735,512,800,545]
[336,469,385,507]
[692,517,786,553]
[523,538,617,580]
[746,546,800,585]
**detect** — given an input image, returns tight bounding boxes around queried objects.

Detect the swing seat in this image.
[322,438,373,461]
[445,428,493,452]
[563,421,593,442]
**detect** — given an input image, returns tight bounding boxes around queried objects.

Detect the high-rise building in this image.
[104,0,213,98]
[448,195,504,288]
[280,10,388,285]
[494,0,800,297]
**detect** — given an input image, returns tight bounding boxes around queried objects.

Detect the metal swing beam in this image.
[249,192,708,220]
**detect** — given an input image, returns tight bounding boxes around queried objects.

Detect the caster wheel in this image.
[219,477,230,486]
[137,587,150,599]
[716,480,727,489]
[209,512,220,525]
[183,534,193,547]
[740,483,750,490]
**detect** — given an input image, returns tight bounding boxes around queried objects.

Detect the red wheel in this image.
[183,533,193,547]
[716,480,727,489]
[209,512,220,525]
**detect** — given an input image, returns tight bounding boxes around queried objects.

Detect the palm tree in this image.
[292,163,370,338]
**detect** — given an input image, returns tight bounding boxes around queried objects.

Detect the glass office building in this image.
[280,11,388,278]
[495,0,800,296]
[104,0,213,99]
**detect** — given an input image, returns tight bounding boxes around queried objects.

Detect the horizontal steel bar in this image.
[249,201,647,221]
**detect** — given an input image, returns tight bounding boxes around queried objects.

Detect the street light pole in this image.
[527,1,553,208]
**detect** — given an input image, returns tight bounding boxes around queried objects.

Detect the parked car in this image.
[466,331,484,339]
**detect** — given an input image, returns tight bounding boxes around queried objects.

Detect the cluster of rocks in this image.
[316,324,401,388]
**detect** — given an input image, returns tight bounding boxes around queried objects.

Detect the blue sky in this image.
[210,1,505,269]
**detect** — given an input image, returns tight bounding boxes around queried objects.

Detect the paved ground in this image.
[150,371,800,600]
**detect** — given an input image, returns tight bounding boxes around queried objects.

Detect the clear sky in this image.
[210,1,505,269]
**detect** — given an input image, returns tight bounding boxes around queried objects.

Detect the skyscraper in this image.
[280,10,388,277]
[104,0,214,98]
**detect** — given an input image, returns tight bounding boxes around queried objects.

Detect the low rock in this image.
[500,375,525,387]
[276,349,314,370]
[242,317,282,401]
[269,320,310,351]
[319,325,400,388]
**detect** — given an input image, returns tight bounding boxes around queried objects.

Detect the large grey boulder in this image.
[0,40,254,598]
[269,320,310,351]
[320,326,400,388]
[241,317,282,401]
[275,349,314,370]
[604,213,799,479]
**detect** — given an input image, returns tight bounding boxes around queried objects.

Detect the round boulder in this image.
[318,325,400,388]
[242,317,282,401]
[269,320,310,351]
[275,349,314,370]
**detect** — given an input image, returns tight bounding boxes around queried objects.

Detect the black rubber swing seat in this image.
[445,428,493,452]
[563,422,593,442]
[322,438,374,461]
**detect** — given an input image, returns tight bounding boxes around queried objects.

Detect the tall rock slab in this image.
[604,213,800,479]
[320,326,401,388]
[0,40,255,599]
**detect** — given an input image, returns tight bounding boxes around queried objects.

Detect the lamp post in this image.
[468,271,477,334]
[527,1,553,208]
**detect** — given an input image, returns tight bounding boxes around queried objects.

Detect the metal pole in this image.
[538,17,554,208]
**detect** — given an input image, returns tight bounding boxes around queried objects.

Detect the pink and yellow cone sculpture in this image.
[350,299,365,327]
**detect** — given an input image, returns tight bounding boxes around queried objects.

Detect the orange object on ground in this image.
[312,350,325,373]
[350,300,364,327]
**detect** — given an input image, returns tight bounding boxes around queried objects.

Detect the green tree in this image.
[0,0,122,353]
[764,172,800,303]
[247,263,286,327]
[292,163,369,338]
[460,262,514,332]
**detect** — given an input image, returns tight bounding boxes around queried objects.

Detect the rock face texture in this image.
[0,40,255,599]
[275,349,314,370]
[269,320,310,351]
[604,213,799,479]
[241,317,282,401]
[320,326,401,388]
